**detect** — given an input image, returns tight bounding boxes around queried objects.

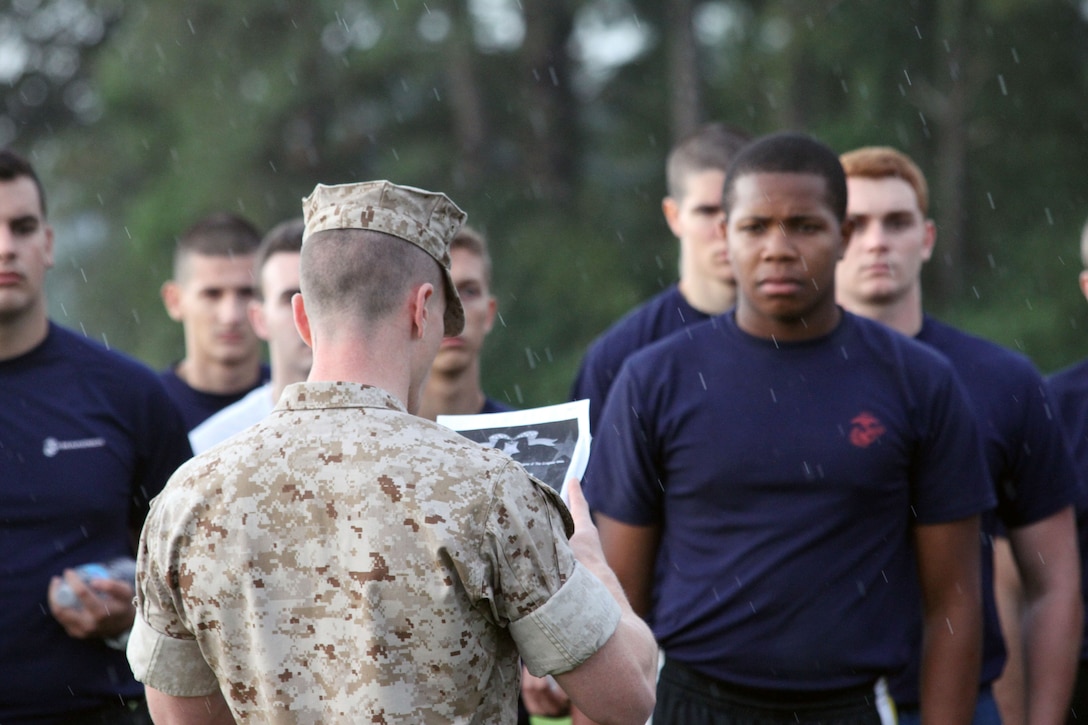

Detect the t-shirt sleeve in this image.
[911,368,997,524]
[127,488,219,697]
[478,463,620,673]
[582,361,663,526]
[996,373,1081,528]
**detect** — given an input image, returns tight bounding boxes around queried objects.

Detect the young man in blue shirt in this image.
[0,149,192,723]
[836,146,1082,725]
[584,132,992,723]
[159,211,269,430]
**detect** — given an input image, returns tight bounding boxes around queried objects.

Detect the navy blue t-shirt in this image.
[889,317,1082,705]
[0,323,192,720]
[584,311,994,691]
[160,362,271,431]
[571,284,712,432]
[1046,358,1088,663]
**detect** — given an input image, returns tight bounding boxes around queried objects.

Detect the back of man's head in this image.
[173,212,261,280]
[0,148,47,217]
[300,181,467,335]
[840,146,930,216]
[723,132,847,221]
[666,122,751,199]
[300,229,441,326]
[254,218,305,301]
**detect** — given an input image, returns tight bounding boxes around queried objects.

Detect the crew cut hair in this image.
[723,132,847,221]
[0,148,47,218]
[300,228,442,326]
[665,122,751,200]
[173,212,261,277]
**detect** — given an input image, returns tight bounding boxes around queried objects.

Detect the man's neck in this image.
[418,366,485,422]
[842,289,924,337]
[678,276,736,316]
[176,355,262,395]
[0,308,49,362]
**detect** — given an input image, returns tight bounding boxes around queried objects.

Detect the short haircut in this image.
[0,148,47,217]
[300,228,442,325]
[665,122,751,200]
[723,132,847,221]
[173,212,261,278]
[253,217,305,301]
[450,225,492,286]
[1080,216,1088,269]
[840,146,930,216]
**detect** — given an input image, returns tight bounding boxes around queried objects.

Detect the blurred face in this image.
[432,247,496,376]
[250,252,311,383]
[836,176,934,309]
[664,170,732,285]
[726,172,849,340]
[0,177,54,325]
[163,252,259,367]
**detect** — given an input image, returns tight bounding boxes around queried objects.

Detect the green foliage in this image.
[6,0,1088,400]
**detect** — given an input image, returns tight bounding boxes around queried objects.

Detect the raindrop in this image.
[524,347,536,370]
[391,147,400,160]
[132,309,140,324]
[972,286,980,299]
[187,19,196,35]
[840,79,848,94]
[997,74,1007,96]
[1045,208,1054,225]
[101,333,110,349]
[269,160,277,172]
[1025,299,1033,311]
[914,26,922,39]
[987,254,996,269]
[903,69,911,86]
[60,302,68,317]
[769,388,777,403]
[1011,47,1020,64]
[496,312,506,328]
[123,226,131,239]
[548,66,559,86]
[986,192,995,209]
[698,373,707,390]
[433,87,441,101]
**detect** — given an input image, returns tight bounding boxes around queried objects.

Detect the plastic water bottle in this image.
[54,557,137,609]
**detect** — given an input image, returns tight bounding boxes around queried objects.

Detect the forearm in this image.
[146,687,235,725]
[1021,587,1082,725]
[918,601,982,724]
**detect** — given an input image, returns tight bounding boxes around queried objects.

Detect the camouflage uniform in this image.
[129,382,620,724]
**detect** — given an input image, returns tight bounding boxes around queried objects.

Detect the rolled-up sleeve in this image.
[127,613,220,696]
[510,562,621,676]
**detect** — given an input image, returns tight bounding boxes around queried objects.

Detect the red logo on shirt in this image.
[849,411,886,448]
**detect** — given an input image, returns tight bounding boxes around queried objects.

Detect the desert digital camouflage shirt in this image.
[128,382,619,724]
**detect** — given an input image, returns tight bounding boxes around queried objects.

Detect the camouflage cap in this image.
[302,181,467,336]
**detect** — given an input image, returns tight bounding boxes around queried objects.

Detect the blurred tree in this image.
[2,0,1086,406]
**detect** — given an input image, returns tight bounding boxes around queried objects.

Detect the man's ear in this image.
[838,217,856,259]
[161,280,183,321]
[291,293,313,347]
[483,295,497,336]
[662,196,682,239]
[410,282,436,340]
[248,300,270,341]
[920,218,937,263]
